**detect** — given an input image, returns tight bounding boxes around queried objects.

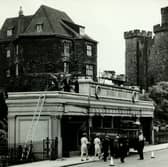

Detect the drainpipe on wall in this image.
[88,82,91,140]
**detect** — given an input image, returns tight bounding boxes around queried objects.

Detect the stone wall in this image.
[124,30,152,89]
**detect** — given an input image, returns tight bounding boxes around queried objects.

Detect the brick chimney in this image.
[19,6,24,17]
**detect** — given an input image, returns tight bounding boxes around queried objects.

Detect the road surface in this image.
[74,149,168,167]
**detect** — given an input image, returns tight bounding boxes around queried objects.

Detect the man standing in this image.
[102,135,110,162]
[119,135,128,163]
[137,130,145,160]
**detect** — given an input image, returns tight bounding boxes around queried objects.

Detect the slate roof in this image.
[0,15,33,39]
[0,5,96,42]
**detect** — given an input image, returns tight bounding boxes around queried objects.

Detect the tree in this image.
[0,91,8,155]
[149,81,168,121]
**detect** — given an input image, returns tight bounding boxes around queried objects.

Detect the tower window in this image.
[36,24,43,32]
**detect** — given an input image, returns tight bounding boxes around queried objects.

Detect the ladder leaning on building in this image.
[21,94,46,160]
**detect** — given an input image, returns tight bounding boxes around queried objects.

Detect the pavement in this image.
[10,143,168,167]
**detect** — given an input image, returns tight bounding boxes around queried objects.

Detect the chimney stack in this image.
[19,6,24,17]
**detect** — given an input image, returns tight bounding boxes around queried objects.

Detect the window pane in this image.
[7,29,12,36]
[6,70,10,77]
[92,116,102,128]
[87,45,92,56]
[64,62,69,73]
[79,27,85,35]
[36,24,43,32]
[103,117,111,128]
[6,50,11,58]
[64,43,70,57]
[16,45,19,55]
[86,65,93,76]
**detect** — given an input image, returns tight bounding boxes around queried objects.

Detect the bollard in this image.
[109,156,115,166]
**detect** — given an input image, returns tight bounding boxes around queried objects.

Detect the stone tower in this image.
[148,7,168,85]
[124,30,152,90]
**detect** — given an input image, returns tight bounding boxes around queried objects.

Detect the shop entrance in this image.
[61,116,88,157]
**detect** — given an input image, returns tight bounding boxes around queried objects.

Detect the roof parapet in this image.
[153,24,168,33]
[161,7,168,15]
[124,29,152,39]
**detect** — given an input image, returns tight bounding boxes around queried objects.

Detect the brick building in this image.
[0,5,97,91]
[124,6,168,90]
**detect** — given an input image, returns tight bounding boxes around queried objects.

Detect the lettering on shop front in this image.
[92,108,140,116]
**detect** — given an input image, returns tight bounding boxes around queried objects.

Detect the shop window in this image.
[6,49,11,58]
[113,117,121,129]
[36,24,43,32]
[92,116,102,128]
[103,117,112,128]
[86,64,93,77]
[87,45,92,56]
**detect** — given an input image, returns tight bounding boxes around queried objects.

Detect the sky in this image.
[0,0,168,75]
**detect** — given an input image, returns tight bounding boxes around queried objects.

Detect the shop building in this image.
[8,80,154,158]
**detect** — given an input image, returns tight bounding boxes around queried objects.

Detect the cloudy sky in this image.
[0,0,168,75]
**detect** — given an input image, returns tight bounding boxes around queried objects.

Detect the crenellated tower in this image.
[149,7,168,84]
[124,30,152,90]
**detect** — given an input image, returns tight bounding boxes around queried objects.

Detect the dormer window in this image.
[7,29,13,36]
[87,45,92,56]
[79,27,85,35]
[36,24,43,32]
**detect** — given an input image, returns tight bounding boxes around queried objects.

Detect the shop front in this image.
[8,81,154,159]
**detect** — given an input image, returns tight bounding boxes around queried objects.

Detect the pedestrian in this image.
[109,137,115,158]
[137,130,145,160]
[102,135,110,162]
[119,135,128,163]
[113,134,120,158]
[94,134,101,159]
[80,132,89,161]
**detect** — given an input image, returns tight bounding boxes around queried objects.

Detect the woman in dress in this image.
[81,133,89,161]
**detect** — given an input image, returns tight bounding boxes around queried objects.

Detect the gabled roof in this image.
[0,5,97,42]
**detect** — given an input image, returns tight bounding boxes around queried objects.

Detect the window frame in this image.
[64,42,70,57]
[6,69,11,78]
[64,62,69,73]
[86,64,94,77]
[36,24,43,33]
[7,29,13,37]
[86,45,92,56]
[6,49,11,58]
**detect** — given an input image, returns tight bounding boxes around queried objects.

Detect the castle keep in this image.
[124,6,168,89]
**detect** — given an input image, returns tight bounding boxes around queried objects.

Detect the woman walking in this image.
[80,133,89,161]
